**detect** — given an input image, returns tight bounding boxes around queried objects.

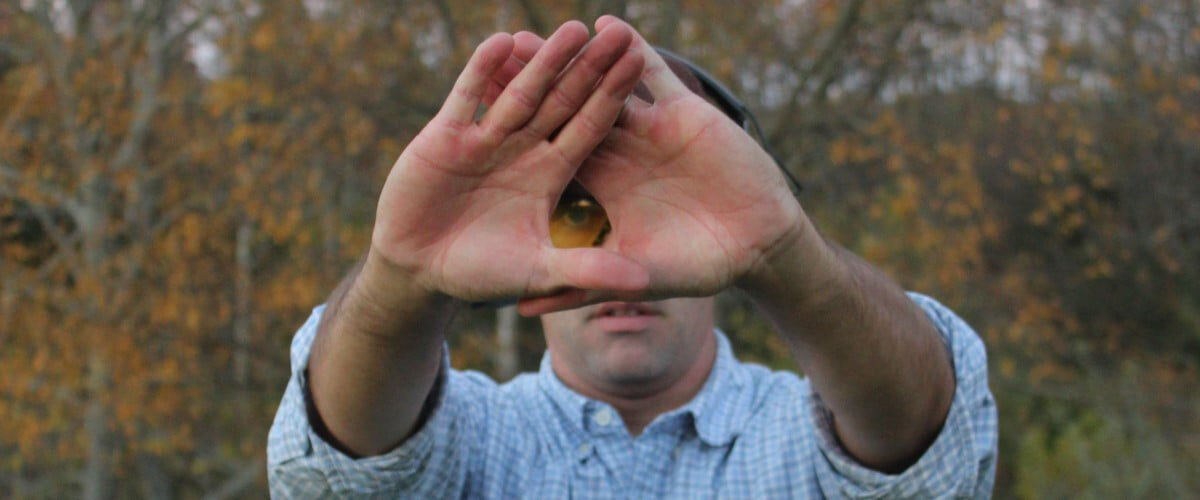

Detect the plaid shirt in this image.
[268,293,997,498]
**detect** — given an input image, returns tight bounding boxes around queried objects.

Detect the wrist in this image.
[736,215,846,310]
[345,248,458,334]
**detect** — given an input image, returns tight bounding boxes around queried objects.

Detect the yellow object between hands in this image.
[549,195,610,248]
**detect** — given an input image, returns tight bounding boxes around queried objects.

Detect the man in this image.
[268,17,997,498]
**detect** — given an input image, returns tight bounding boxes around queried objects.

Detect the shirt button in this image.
[594,409,613,427]
[577,442,593,457]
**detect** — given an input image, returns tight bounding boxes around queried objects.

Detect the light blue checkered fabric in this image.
[268,293,997,498]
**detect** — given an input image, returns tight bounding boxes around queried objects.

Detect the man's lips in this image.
[587,301,661,319]
[587,302,661,332]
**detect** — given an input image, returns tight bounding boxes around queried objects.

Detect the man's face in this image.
[541,297,716,396]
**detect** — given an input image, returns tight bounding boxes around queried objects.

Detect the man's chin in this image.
[600,367,665,390]
[594,352,669,388]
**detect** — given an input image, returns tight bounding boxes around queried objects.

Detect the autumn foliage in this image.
[2,0,1197,497]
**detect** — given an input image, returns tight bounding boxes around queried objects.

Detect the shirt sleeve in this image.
[266,305,496,498]
[808,292,999,499]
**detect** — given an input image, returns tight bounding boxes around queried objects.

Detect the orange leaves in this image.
[1155,95,1182,117]
[250,24,279,53]
[828,136,881,166]
[1040,54,1062,83]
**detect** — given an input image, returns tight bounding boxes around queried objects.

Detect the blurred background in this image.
[1,0,1197,497]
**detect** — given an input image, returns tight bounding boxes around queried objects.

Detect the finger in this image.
[438,33,515,126]
[615,93,652,130]
[551,47,645,165]
[595,15,689,102]
[513,31,545,62]
[479,21,589,137]
[483,33,546,106]
[529,246,648,295]
[517,289,591,316]
[517,287,640,316]
[521,23,632,138]
[484,57,526,106]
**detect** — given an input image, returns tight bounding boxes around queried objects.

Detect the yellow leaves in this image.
[1136,66,1160,92]
[344,111,379,157]
[259,274,321,311]
[176,213,207,255]
[261,206,303,244]
[985,21,1007,43]
[1155,95,1181,117]
[184,306,201,331]
[885,154,904,172]
[1062,184,1083,205]
[1073,128,1094,146]
[997,107,1011,124]
[1050,153,1070,173]
[829,138,853,164]
[889,175,920,217]
[1000,357,1016,378]
[828,137,878,165]
[1009,158,1031,176]
[1083,259,1114,279]
[251,24,278,52]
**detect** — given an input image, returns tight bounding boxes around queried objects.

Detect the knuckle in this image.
[452,84,483,102]
[575,112,608,138]
[512,126,544,148]
[472,125,506,150]
[549,87,581,111]
[522,119,552,140]
[504,85,540,112]
[642,63,664,80]
[577,54,607,80]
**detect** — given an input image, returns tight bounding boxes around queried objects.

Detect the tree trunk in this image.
[82,353,111,500]
[137,452,172,500]
[234,220,253,386]
[495,305,519,380]
[0,275,12,340]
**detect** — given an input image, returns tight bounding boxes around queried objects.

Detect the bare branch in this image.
[514,0,547,34]
[0,161,83,218]
[430,0,461,53]
[768,0,866,144]
[200,461,260,500]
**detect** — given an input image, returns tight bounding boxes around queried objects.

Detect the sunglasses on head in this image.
[549,47,802,249]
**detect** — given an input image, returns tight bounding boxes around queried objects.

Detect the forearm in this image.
[738,218,954,472]
[308,249,458,457]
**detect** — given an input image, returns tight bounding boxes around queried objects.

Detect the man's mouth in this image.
[589,302,659,319]
[588,302,660,332]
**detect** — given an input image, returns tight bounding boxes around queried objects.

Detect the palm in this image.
[375,128,561,299]
[370,23,649,302]
[577,92,801,298]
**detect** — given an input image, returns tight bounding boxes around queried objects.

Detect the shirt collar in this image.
[537,328,750,447]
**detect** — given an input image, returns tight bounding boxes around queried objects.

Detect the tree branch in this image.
[200,461,260,500]
[769,0,866,145]
[514,0,547,34]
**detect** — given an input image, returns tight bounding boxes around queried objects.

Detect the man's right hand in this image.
[366,21,648,305]
[307,22,647,458]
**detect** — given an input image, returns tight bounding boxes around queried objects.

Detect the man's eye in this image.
[565,199,595,226]
[550,198,609,248]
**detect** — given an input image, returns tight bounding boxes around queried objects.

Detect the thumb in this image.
[536,246,649,293]
[517,288,591,316]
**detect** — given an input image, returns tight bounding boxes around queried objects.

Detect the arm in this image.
[307,252,456,456]
[737,221,955,472]
[303,23,648,458]
[511,16,955,473]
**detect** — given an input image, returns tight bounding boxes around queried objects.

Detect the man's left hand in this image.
[518,16,813,315]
